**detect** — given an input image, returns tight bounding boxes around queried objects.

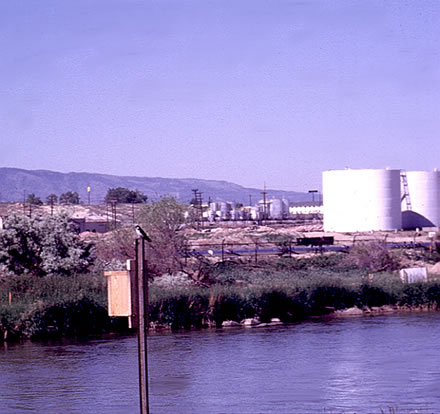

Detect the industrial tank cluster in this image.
[323,169,440,232]
[208,199,290,221]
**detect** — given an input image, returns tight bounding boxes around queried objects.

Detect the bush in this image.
[149,289,211,329]
[276,254,346,272]
[0,272,131,341]
[344,241,401,273]
[0,213,95,277]
[356,284,396,307]
[258,290,309,322]
[308,285,357,314]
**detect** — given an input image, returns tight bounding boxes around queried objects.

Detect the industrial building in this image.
[323,168,440,233]
[289,201,323,216]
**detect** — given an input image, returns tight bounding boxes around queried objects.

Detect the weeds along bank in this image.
[149,268,440,330]
[2,207,440,341]
[0,273,126,342]
[2,255,440,341]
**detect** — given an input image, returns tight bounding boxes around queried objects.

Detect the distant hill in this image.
[0,168,310,205]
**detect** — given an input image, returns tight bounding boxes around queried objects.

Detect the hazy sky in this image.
[1,0,439,192]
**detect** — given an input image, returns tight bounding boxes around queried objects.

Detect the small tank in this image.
[270,198,284,220]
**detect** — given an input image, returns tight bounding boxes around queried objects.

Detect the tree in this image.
[136,197,188,276]
[105,187,148,204]
[46,194,58,205]
[0,213,95,276]
[93,227,136,271]
[26,193,43,205]
[60,191,80,204]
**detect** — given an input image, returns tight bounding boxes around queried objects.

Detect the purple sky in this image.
[1,0,439,192]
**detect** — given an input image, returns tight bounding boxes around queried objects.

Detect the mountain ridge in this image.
[0,167,310,205]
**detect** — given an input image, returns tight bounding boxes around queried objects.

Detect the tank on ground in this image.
[269,198,284,219]
[402,170,440,229]
[323,168,402,232]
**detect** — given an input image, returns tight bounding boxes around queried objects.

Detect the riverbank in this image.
[148,270,440,330]
[0,273,127,342]
[2,257,440,341]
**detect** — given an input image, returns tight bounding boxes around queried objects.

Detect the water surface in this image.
[1,313,440,413]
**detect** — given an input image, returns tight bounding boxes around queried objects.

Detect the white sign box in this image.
[399,267,428,284]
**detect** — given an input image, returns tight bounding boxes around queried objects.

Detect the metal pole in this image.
[255,242,258,264]
[308,189,318,203]
[136,238,149,414]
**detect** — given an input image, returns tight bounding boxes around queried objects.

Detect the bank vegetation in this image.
[2,252,440,341]
[1,200,440,341]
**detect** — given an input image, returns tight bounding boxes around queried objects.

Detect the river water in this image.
[1,313,440,413]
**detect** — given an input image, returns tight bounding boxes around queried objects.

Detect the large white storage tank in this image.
[270,198,284,219]
[323,169,402,232]
[402,170,440,229]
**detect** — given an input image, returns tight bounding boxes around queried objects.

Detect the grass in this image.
[0,272,126,341]
[2,255,440,340]
[149,266,440,329]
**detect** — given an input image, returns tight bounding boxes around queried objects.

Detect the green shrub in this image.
[0,272,114,341]
[308,285,357,314]
[356,284,397,307]
[344,241,401,273]
[258,290,309,322]
[0,213,95,277]
[150,291,210,329]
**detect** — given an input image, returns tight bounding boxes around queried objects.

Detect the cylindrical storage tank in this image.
[219,202,229,220]
[250,207,259,220]
[402,170,440,229]
[323,169,402,232]
[220,202,233,220]
[270,198,284,219]
[282,199,289,218]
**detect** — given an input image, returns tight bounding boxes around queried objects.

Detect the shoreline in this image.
[2,303,439,342]
[148,304,440,332]
[3,267,440,342]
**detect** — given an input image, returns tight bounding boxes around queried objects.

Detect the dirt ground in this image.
[1,202,436,248]
[184,222,436,247]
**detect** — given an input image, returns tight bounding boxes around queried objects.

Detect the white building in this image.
[289,202,323,215]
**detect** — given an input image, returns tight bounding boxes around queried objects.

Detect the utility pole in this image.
[135,234,150,414]
[261,183,267,221]
[108,199,118,230]
[48,194,56,216]
[308,190,318,203]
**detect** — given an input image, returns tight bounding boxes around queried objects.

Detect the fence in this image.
[182,237,336,264]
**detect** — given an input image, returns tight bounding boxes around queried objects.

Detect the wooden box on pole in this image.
[104,259,139,329]
[104,270,131,317]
